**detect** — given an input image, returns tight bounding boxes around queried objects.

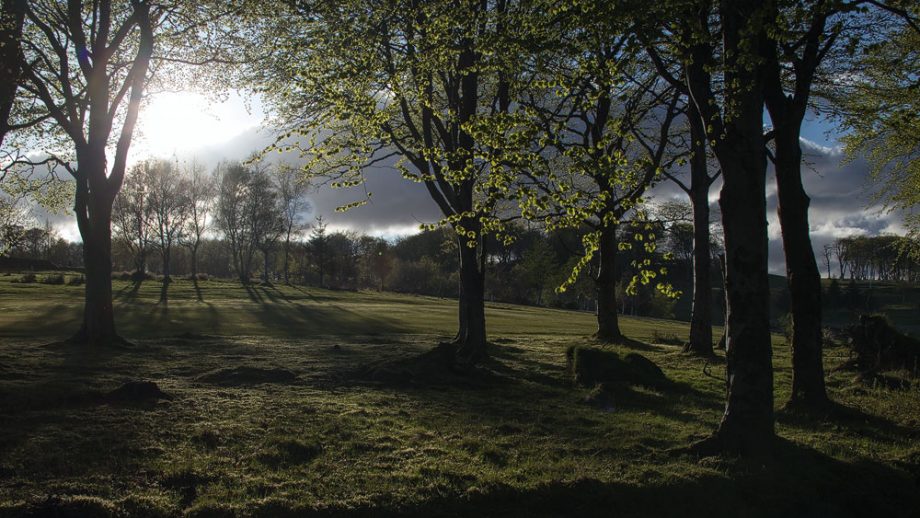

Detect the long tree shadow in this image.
[114,277,145,302]
[192,277,204,302]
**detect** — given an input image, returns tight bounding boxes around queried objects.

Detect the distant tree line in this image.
[824,236,920,282]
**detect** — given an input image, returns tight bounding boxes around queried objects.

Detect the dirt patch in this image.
[196,366,299,386]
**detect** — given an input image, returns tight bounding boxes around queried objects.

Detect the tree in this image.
[249,168,284,285]
[180,159,214,281]
[215,161,281,284]
[835,6,920,252]
[308,216,328,288]
[254,0,547,365]
[0,0,26,148]
[513,19,683,343]
[276,164,310,284]
[8,0,157,344]
[113,161,153,279]
[647,0,776,455]
[4,0,244,345]
[146,159,190,301]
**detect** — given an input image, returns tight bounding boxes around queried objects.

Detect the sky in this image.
[40,90,901,275]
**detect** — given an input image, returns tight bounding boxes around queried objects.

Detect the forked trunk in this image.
[774,129,828,409]
[595,223,624,342]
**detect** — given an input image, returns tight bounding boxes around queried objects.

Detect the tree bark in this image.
[71,166,120,346]
[452,223,487,366]
[774,127,829,408]
[0,0,25,147]
[683,0,775,455]
[685,108,714,356]
[595,223,624,342]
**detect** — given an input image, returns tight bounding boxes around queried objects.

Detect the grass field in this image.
[1,274,918,517]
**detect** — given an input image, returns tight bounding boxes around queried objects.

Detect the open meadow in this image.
[0,274,918,517]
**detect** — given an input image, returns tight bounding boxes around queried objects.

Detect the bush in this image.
[41,273,65,285]
[68,275,85,286]
[187,273,209,281]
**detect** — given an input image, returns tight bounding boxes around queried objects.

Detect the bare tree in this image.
[113,162,153,279]
[275,164,310,284]
[146,159,190,301]
[180,159,214,280]
[216,161,283,285]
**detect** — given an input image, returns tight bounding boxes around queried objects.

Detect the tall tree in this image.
[276,164,310,284]
[4,0,242,345]
[12,0,157,344]
[180,159,214,281]
[253,0,545,365]
[835,5,920,254]
[113,161,153,278]
[0,0,26,147]
[643,47,721,356]
[648,0,776,455]
[516,36,684,343]
[146,159,190,301]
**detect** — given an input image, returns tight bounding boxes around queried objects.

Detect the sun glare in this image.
[136,91,253,157]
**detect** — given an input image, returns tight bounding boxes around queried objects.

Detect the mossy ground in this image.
[0,275,918,516]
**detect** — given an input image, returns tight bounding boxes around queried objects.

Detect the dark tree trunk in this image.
[159,246,171,303]
[595,223,624,342]
[685,108,714,356]
[0,0,25,147]
[774,128,829,409]
[263,248,271,284]
[713,138,775,454]
[190,242,199,278]
[453,225,487,366]
[71,177,120,346]
[684,0,775,455]
[283,240,291,284]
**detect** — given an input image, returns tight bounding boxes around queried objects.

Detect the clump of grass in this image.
[12,272,36,283]
[40,273,65,285]
[650,330,685,346]
[256,436,323,468]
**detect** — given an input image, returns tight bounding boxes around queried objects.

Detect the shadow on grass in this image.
[187,439,918,518]
[778,400,920,445]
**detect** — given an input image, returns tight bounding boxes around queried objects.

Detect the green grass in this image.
[0,274,918,517]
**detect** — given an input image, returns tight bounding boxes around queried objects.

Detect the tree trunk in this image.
[595,223,624,342]
[452,227,487,366]
[685,109,714,356]
[774,128,829,409]
[263,248,270,284]
[0,0,25,147]
[190,242,199,279]
[710,136,775,454]
[72,195,120,345]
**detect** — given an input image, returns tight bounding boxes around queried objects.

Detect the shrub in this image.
[67,275,85,286]
[41,273,65,285]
